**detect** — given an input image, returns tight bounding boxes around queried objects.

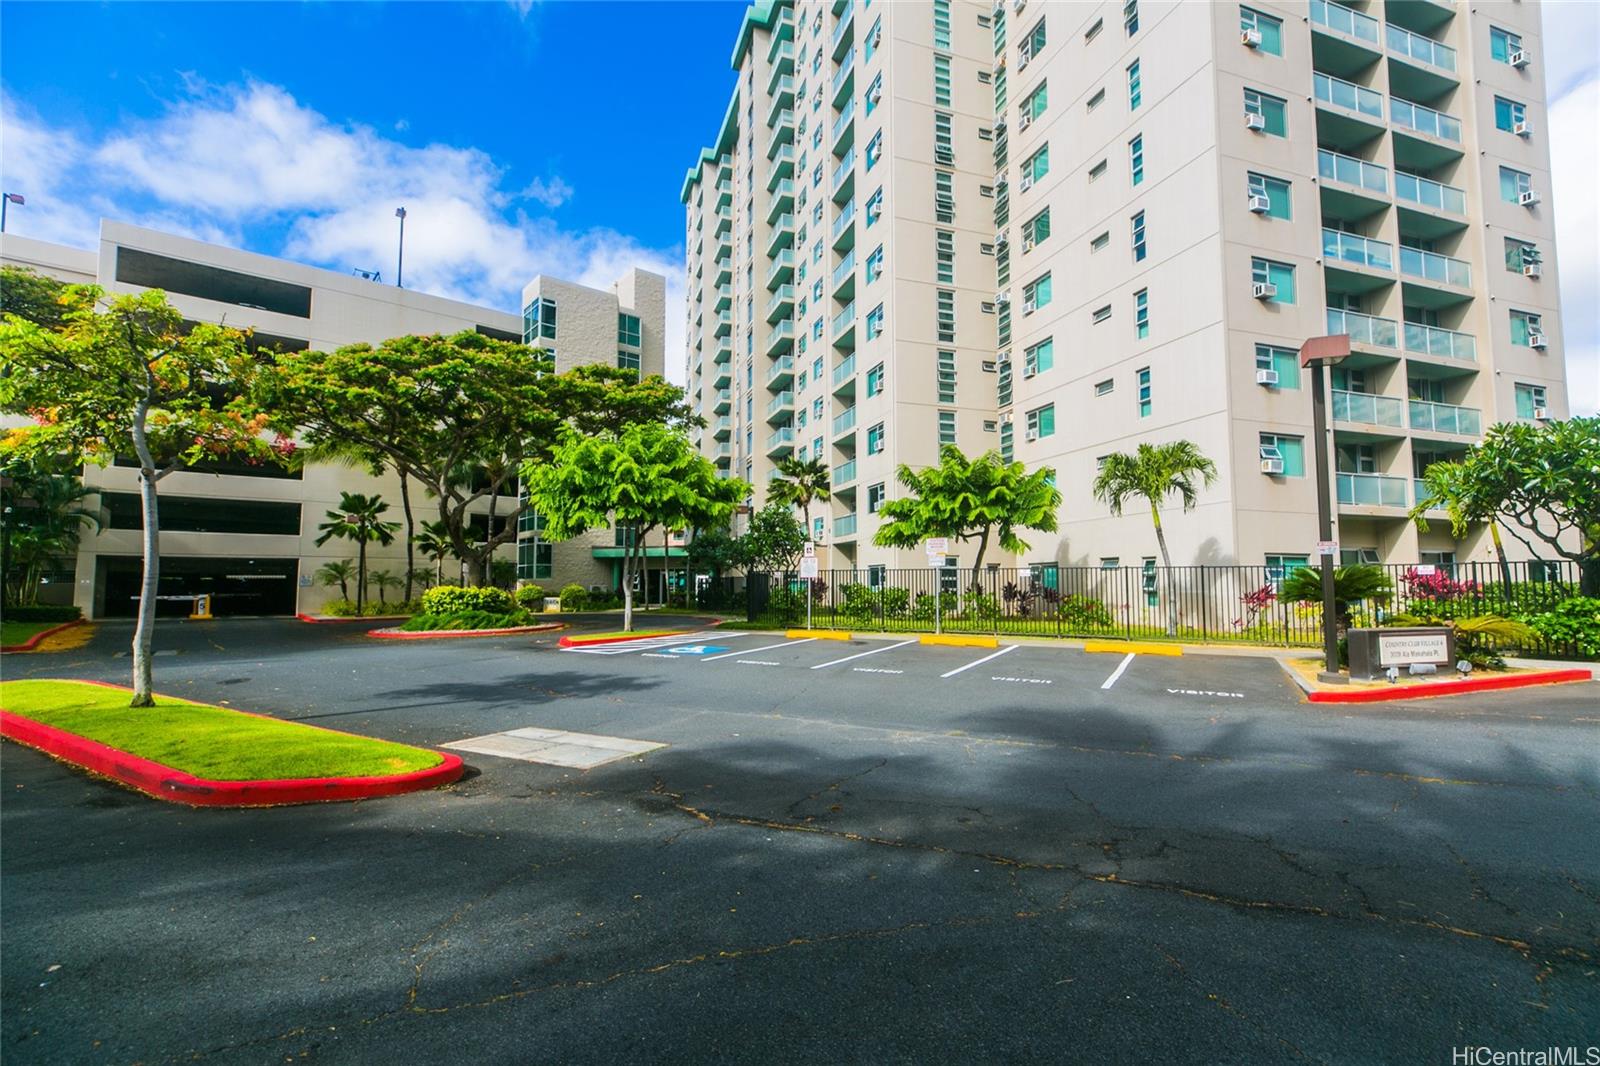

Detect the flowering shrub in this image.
[1237,584,1276,629]
[1402,567,1480,602]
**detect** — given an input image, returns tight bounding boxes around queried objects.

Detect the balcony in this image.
[1327,308,1398,351]
[765,319,796,355]
[713,310,732,338]
[831,352,857,394]
[768,75,795,114]
[1386,22,1456,73]
[713,388,731,414]
[765,248,796,289]
[1399,245,1471,291]
[833,513,858,539]
[1311,0,1379,45]
[831,405,857,439]
[714,284,732,312]
[831,48,856,109]
[1390,97,1461,146]
[1333,389,1405,429]
[768,179,795,221]
[1403,322,1476,363]
[714,256,732,287]
[766,212,795,257]
[713,341,732,365]
[831,300,857,350]
[713,441,732,461]
[766,144,796,189]
[768,39,795,78]
[1318,148,1388,197]
[831,98,856,156]
[715,178,732,210]
[714,207,732,237]
[1310,0,1381,78]
[1386,0,1454,37]
[1337,472,1408,509]
[712,415,732,441]
[714,229,732,260]
[1410,399,1481,437]
[768,111,796,153]
[766,427,797,457]
[766,354,796,390]
[712,364,732,389]
[1323,228,1394,278]
[830,1,855,61]
[834,458,857,489]
[766,390,795,423]
[1387,23,1458,107]
[831,198,857,252]
[1414,479,1447,512]
[1313,72,1385,125]
[766,284,795,323]
[1394,171,1467,218]
[831,147,856,203]
[831,249,856,300]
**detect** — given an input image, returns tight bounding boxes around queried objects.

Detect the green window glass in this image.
[866,303,885,340]
[1129,134,1144,185]
[1513,383,1545,419]
[1131,210,1146,260]
[1026,403,1055,438]
[1023,16,1047,59]
[1499,166,1532,203]
[1127,59,1142,111]
[1142,558,1158,607]
[997,360,1012,406]
[1024,338,1053,375]
[1254,344,1299,388]
[1024,207,1051,246]
[1510,309,1542,346]
[1025,145,1049,182]
[933,54,952,107]
[1265,553,1309,584]
[1023,272,1052,310]
[866,362,884,396]
[867,423,886,454]
[1247,172,1292,219]
[1504,238,1539,272]
[617,350,640,377]
[1240,6,1282,55]
[1244,89,1287,137]
[617,312,641,346]
[1134,289,1149,339]
[517,540,553,581]
[1260,433,1305,477]
[1137,367,1152,417]
[1251,257,1295,304]
[1023,81,1048,120]
[999,419,1014,462]
[938,410,957,444]
[937,350,957,404]
[1489,26,1520,64]
[933,0,951,49]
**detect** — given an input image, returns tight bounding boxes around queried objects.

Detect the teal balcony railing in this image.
[1318,148,1388,194]
[1391,97,1462,143]
[1327,308,1398,349]
[1323,228,1394,271]
[1333,389,1404,427]
[1409,399,1481,436]
[1395,172,1466,215]
[1400,245,1471,288]
[1338,472,1408,507]
[1314,72,1384,120]
[1311,0,1380,45]
[1403,322,1476,362]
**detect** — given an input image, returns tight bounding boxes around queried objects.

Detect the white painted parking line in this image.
[939,643,1018,679]
[561,631,742,655]
[702,637,816,661]
[1100,652,1136,690]
[854,667,903,675]
[810,638,917,670]
[736,659,781,666]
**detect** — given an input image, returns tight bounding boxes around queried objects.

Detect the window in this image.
[938,410,957,444]
[1095,378,1114,396]
[1134,289,1149,339]
[1264,554,1310,585]
[1136,367,1152,417]
[934,54,952,107]
[1259,433,1305,476]
[1022,81,1048,122]
[1025,403,1056,439]
[866,73,884,116]
[1494,96,1527,133]
[1127,60,1142,110]
[1141,557,1158,607]
[524,297,557,340]
[1499,166,1534,203]
[517,540,553,581]
[938,350,956,403]
[1239,176,1290,227]
[812,438,823,460]
[1022,208,1051,248]
[867,482,886,513]
[1504,238,1541,273]
[1101,557,1120,570]
[867,563,887,588]
[1088,159,1107,183]
[1510,309,1544,347]
[1129,134,1144,185]
[994,69,1008,112]
[865,14,883,59]
[936,230,955,283]
[1085,18,1103,42]
[1092,305,1112,325]
[1090,231,1109,252]
[1340,548,1381,567]
[102,492,301,535]
[866,130,883,170]
[999,419,1014,461]
[933,0,951,49]
[1239,6,1282,55]
[1514,382,1547,419]
[866,361,885,396]
[1023,337,1053,376]
[1243,88,1287,136]
[937,289,956,342]
[997,359,1012,407]
[865,188,884,226]
[934,170,954,223]
[617,350,641,377]
[1123,0,1139,35]
[1131,210,1146,261]
[813,397,824,419]
[866,244,885,283]
[1087,88,1105,112]
[1255,344,1299,388]
[865,303,885,340]
[997,301,1011,346]
[1251,257,1296,303]
[1022,272,1052,311]
[1023,144,1049,184]
[1490,25,1523,65]
[867,422,886,454]
[617,312,642,346]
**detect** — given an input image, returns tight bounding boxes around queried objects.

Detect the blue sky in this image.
[0,0,1595,409]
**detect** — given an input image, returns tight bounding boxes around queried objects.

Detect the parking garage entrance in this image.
[96,556,300,618]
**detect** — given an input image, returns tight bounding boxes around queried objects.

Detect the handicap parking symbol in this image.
[665,644,727,656]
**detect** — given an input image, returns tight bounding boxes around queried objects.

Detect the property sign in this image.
[924,538,949,554]
[803,541,816,558]
[926,555,945,568]
[1414,564,1437,576]
[799,557,820,580]
[1317,540,1337,557]
[1377,631,1451,666]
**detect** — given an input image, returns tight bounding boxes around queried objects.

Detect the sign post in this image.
[799,553,820,630]
[924,539,949,635]
[1301,334,1352,683]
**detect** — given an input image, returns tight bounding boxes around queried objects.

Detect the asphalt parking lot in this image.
[2,616,1597,1064]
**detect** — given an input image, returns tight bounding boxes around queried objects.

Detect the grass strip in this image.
[2,621,61,647]
[0,679,442,781]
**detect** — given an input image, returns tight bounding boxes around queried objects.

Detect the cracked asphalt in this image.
[2,617,1597,1064]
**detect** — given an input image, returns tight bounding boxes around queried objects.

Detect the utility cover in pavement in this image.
[443,727,666,769]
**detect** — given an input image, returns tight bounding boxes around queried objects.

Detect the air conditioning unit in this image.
[1256,368,1279,386]
[1018,51,1031,70]
[1023,366,1037,379]
[1025,428,1040,441]
[1532,406,1550,420]
[1013,0,1026,11]
[1245,112,1266,132]
[1513,120,1532,137]
[1022,298,1037,315]
[993,117,1007,134]
[1021,234,1036,252]
[867,202,882,220]
[1018,111,1033,130]
[996,290,1011,305]
[870,25,882,47]
[1000,411,1013,423]
[1241,28,1262,48]
[995,175,1008,191]
[995,231,1009,247]
[997,349,1011,363]
[1523,261,1542,279]
[1509,49,1529,68]
[1019,174,1034,191]
[869,85,883,104]
[1252,281,1278,299]
[1260,458,1285,475]
[1528,332,1547,349]
[1247,193,1271,214]
[1519,189,1540,207]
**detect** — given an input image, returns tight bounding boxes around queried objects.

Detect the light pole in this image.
[1,192,24,233]
[394,206,407,288]
[1300,333,1351,683]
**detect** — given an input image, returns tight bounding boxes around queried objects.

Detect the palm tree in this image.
[315,559,356,602]
[415,520,454,587]
[315,492,399,614]
[293,439,421,601]
[1,463,100,607]
[1279,565,1393,640]
[367,568,400,605]
[768,456,831,539]
[1092,440,1218,635]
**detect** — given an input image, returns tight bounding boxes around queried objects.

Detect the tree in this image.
[768,456,831,537]
[367,568,400,605]
[737,503,808,574]
[524,424,746,631]
[262,335,696,586]
[0,266,72,329]
[295,437,422,602]
[0,458,100,608]
[414,520,454,587]
[873,445,1062,584]
[0,286,280,706]
[1409,458,1513,589]
[315,492,399,615]
[1279,564,1394,639]
[316,559,356,602]
[1092,440,1218,635]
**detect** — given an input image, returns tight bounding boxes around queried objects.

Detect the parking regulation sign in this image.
[799,557,821,580]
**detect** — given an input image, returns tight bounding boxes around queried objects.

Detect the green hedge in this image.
[1,604,82,622]
[398,609,537,632]
[420,586,516,615]
[514,585,547,609]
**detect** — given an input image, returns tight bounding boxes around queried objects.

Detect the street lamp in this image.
[1,192,24,233]
[1300,332,1352,683]
[394,207,407,288]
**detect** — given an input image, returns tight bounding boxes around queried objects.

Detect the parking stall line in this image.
[939,643,1018,679]
[702,638,817,662]
[1100,652,1136,690]
[810,639,918,670]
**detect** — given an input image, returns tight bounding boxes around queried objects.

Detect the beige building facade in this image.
[684,0,1571,579]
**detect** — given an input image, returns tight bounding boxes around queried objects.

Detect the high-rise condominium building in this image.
[682,0,1570,579]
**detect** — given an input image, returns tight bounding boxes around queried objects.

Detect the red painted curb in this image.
[1305,669,1592,703]
[367,623,564,640]
[296,613,410,625]
[1,620,85,653]
[0,687,464,807]
[557,630,689,648]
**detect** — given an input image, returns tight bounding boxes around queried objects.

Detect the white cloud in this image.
[1547,75,1599,414]
[1540,0,1600,100]
[0,81,687,384]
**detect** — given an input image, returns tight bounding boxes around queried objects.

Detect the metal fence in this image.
[745,561,1590,659]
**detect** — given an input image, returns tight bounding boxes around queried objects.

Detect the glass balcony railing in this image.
[1400,246,1471,287]
[714,442,732,458]
[832,352,857,385]
[1414,479,1446,510]
[767,427,796,451]
[831,98,856,143]
[831,199,857,240]
[1338,472,1408,508]
[834,458,857,487]
[1403,322,1476,362]
[714,388,732,411]
[1314,72,1384,120]
[1311,0,1380,46]
[834,513,859,538]
[832,147,855,190]
[1318,148,1388,194]
[831,406,857,436]
[1390,97,1462,143]
[1327,308,1398,349]
[767,390,794,417]
[831,300,856,338]
[831,250,856,290]
[1323,228,1394,271]
[1386,23,1456,72]
[1333,389,1404,427]
[1410,399,1482,436]
[832,47,856,100]
[1394,171,1467,215]
[766,354,795,385]
[765,284,795,317]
